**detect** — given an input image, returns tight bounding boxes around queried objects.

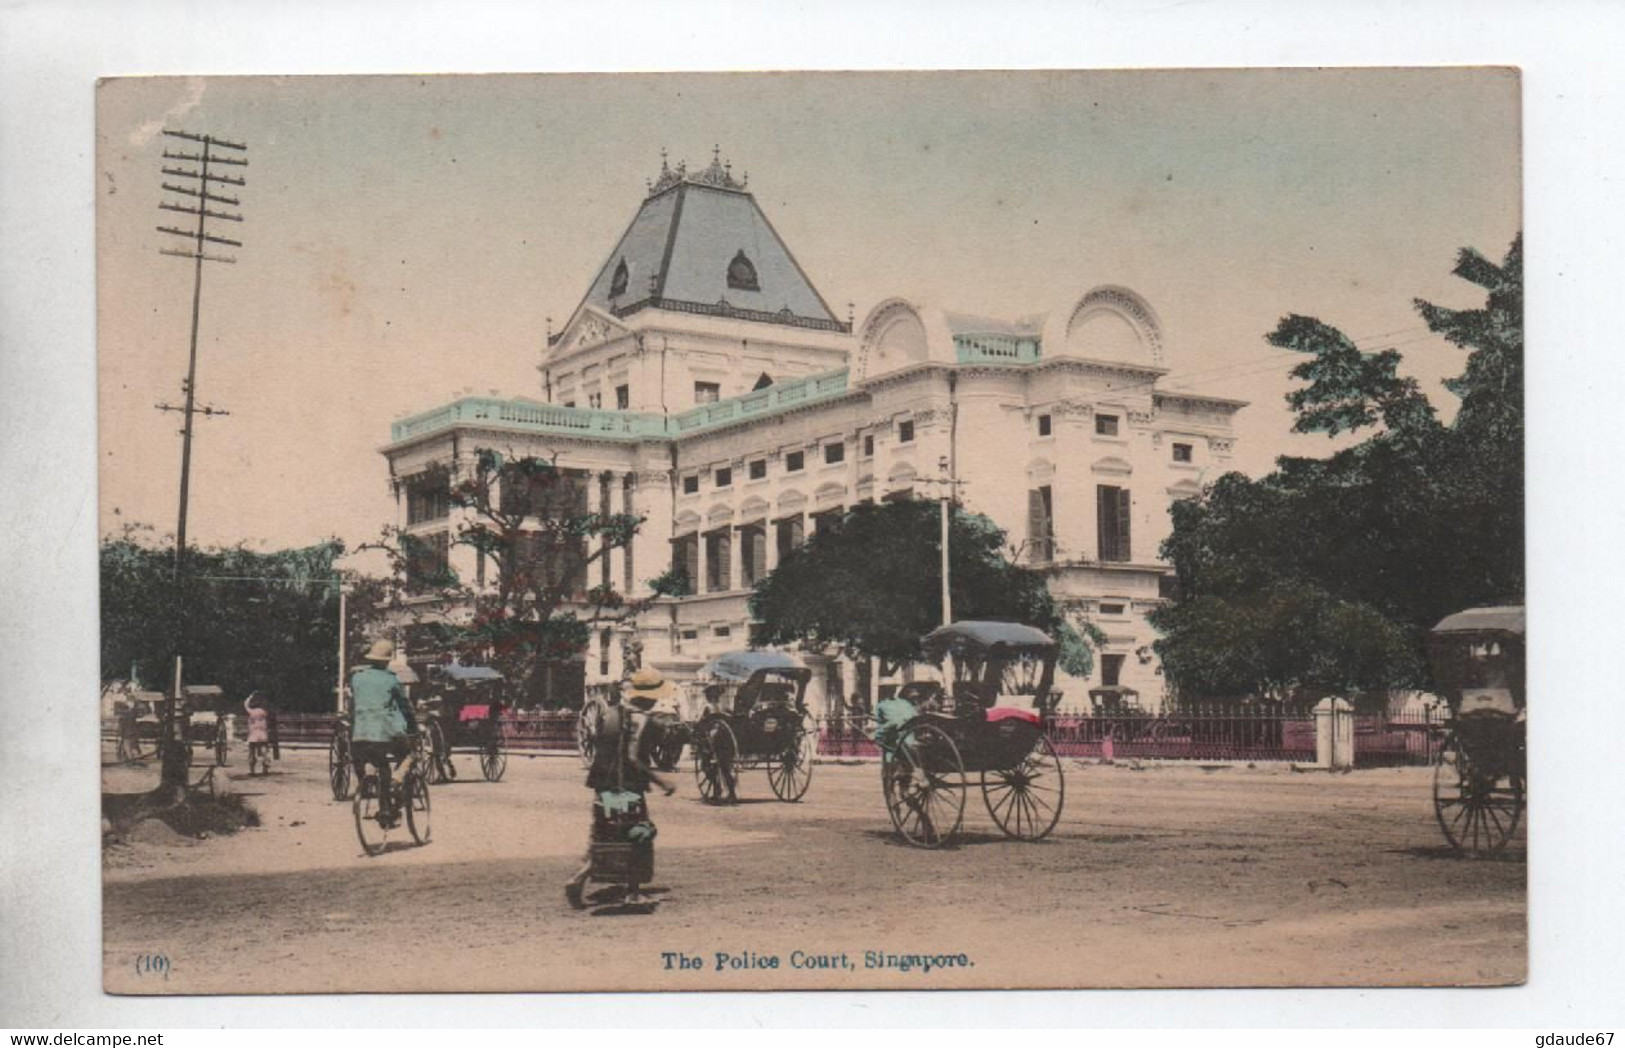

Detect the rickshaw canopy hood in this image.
[922,620,1058,662]
[182,684,225,698]
[1431,606,1525,637]
[699,650,805,682]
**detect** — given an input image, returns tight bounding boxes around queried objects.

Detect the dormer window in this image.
[610,258,629,298]
[727,250,759,292]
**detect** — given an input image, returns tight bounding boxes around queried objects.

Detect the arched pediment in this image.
[854,298,956,383]
[886,461,918,486]
[813,481,846,508]
[1167,478,1202,499]
[1027,457,1055,482]
[739,495,771,521]
[706,503,735,527]
[1049,285,1165,367]
[1091,455,1134,476]
[674,510,702,531]
[777,489,807,514]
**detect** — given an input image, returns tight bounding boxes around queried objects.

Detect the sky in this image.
[96,69,1521,557]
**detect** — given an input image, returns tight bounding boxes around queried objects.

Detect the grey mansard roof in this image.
[560,155,845,340]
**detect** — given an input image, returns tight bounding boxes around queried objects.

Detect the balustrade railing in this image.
[222,707,1443,767]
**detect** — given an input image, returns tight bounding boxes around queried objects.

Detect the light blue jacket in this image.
[350,665,411,743]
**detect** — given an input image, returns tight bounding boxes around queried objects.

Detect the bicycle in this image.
[352,749,432,857]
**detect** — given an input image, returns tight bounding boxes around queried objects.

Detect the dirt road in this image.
[102,747,1525,994]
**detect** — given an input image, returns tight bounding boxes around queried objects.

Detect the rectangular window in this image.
[671,534,699,594]
[715,467,732,488]
[599,629,611,678]
[499,464,590,520]
[563,401,575,409]
[824,442,845,465]
[1099,602,1126,616]
[405,531,451,591]
[1027,485,1055,563]
[514,530,589,599]
[615,384,630,410]
[588,392,603,409]
[705,528,732,592]
[785,451,805,473]
[1097,485,1132,562]
[775,515,805,562]
[714,625,732,638]
[1038,414,1052,437]
[748,458,767,480]
[863,434,874,457]
[683,475,699,495]
[1101,653,1126,688]
[739,524,768,586]
[1095,414,1120,437]
[694,381,721,404]
[405,474,449,525]
[898,419,915,443]
[1172,442,1193,463]
[680,628,699,641]
[812,507,844,536]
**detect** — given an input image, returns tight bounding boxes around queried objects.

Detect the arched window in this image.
[610,258,629,298]
[727,249,759,292]
[752,372,774,390]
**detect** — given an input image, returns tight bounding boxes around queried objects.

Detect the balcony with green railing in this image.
[953,333,1042,365]
[389,369,853,445]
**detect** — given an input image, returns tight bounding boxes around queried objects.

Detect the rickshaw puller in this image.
[566,668,677,909]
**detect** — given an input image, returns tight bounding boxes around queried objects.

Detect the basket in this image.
[589,840,654,884]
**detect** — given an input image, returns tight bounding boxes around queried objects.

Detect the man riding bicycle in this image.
[349,639,418,826]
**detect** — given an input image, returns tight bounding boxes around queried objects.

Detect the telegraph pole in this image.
[155,129,247,575]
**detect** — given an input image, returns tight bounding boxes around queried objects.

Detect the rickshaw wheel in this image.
[577,699,604,770]
[406,771,432,845]
[766,717,817,802]
[982,732,1065,841]
[693,718,740,804]
[328,732,353,800]
[882,721,966,848]
[480,737,507,782]
[1434,732,1523,855]
[425,719,450,784]
[353,777,388,857]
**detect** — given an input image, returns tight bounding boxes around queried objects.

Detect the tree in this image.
[749,499,1101,675]
[367,448,645,706]
[1152,235,1523,703]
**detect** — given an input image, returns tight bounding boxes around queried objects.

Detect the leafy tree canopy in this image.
[101,525,357,712]
[750,499,1101,674]
[1153,235,1523,703]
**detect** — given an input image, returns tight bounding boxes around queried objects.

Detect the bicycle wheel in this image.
[353,776,388,856]
[477,731,503,779]
[329,732,353,800]
[405,772,432,845]
[577,699,603,770]
[425,719,449,784]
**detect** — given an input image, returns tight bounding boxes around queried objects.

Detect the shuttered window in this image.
[1097,485,1132,562]
[740,523,768,586]
[775,515,805,562]
[705,528,732,592]
[1027,485,1055,563]
[671,534,699,594]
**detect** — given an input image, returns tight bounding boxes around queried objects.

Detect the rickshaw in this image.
[1426,605,1526,855]
[417,663,509,783]
[874,621,1066,847]
[115,691,165,763]
[569,703,661,912]
[181,685,232,767]
[689,651,816,804]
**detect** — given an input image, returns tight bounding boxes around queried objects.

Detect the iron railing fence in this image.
[105,707,1444,767]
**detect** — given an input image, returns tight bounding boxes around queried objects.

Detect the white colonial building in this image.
[380,152,1244,715]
